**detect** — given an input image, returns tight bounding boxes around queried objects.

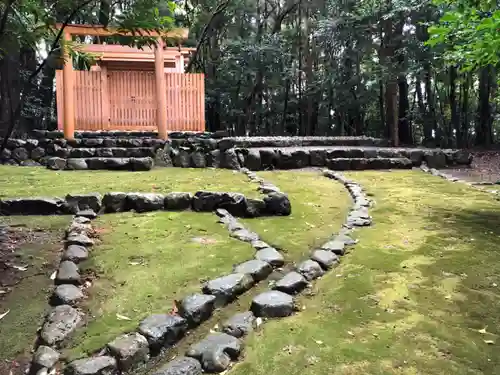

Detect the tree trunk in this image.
[476,66,493,146]
[449,66,460,147]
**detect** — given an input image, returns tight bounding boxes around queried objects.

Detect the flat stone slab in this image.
[230,229,259,242]
[152,357,202,375]
[251,240,270,250]
[66,356,117,375]
[251,290,294,318]
[233,259,272,281]
[55,260,80,285]
[310,250,339,270]
[186,333,242,373]
[53,284,84,306]
[202,273,254,306]
[76,209,98,219]
[107,332,149,371]
[32,345,60,369]
[335,233,357,246]
[320,240,345,255]
[62,245,89,263]
[178,293,216,326]
[40,305,83,345]
[138,314,187,350]
[273,272,308,295]
[164,192,193,210]
[65,193,102,213]
[66,233,94,247]
[222,311,255,338]
[297,259,324,281]
[255,247,284,267]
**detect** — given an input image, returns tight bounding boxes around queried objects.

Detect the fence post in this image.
[155,37,168,139]
[62,31,75,140]
[100,65,110,129]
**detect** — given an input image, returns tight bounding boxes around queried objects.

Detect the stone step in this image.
[227,136,389,148]
[63,147,156,158]
[326,157,413,170]
[46,157,154,171]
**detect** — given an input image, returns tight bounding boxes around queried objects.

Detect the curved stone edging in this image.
[29,213,96,375]
[419,163,500,195]
[149,170,373,375]
[58,208,288,375]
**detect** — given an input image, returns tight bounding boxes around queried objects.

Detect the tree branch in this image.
[185,0,231,73]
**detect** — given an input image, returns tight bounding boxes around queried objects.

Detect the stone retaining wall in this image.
[0,191,291,218]
[0,136,473,171]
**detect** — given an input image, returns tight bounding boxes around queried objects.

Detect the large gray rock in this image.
[310,149,326,166]
[66,233,94,247]
[107,332,149,371]
[255,247,284,267]
[335,233,357,246]
[164,192,192,210]
[152,357,202,375]
[130,157,154,171]
[177,294,216,326]
[320,240,345,255]
[310,250,339,270]
[192,191,247,216]
[55,261,80,285]
[102,192,127,213]
[0,197,67,215]
[31,147,46,160]
[47,157,67,170]
[222,311,255,338]
[126,193,164,212]
[202,273,254,306]
[251,291,295,318]
[273,272,308,295]
[186,333,242,373]
[12,147,29,162]
[297,259,324,281]
[244,149,262,171]
[207,150,221,168]
[138,314,187,350]
[424,151,447,169]
[66,356,117,375]
[65,193,102,213]
[221,149,240,169]
[40,305,83,345]
[173,149,191,167]
[52,284,84,306]
[251,240,271,250]
[191,151,206,168]
[233,260,272,281]
[245,198,266,218]
[32,345,60,369]
[230,229,259,242]
[263,192,291,216]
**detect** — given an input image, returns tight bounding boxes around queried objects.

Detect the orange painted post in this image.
[62,31,75,140]
[155,38,168,139]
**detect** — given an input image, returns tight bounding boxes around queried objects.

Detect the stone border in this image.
[419,164,500,195]
[0,191,291,218]
[149,170,373,375]
[58,208,288,375]
[29,212,97,375]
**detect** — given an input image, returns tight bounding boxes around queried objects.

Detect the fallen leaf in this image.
[50,271,57,280]
[128,261,141,266]
[0,309,10,320]
[484,340,495,345]
[314,340,323,345]
[444,295,452,300]
[116,313,131,321]
[347,331,354,336]
[478,327,488,334]
[255,317,263,327]
[11,265,28,271]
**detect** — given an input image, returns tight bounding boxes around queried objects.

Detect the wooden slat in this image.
[56,69,205,132]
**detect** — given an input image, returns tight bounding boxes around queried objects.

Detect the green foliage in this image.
[427,0,500,70]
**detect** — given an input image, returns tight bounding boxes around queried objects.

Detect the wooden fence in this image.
[56,70,205,132]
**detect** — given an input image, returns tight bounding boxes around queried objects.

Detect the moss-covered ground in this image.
[231,171,500,375]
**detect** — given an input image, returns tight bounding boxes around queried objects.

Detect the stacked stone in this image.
[30,204,98,375]
[0,191,291,218]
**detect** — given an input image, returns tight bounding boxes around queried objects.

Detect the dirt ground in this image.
[443,151,500,184]
[0,220,65,375]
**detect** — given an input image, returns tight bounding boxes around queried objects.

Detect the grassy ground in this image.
[242,171,352,260]
[0,166,256,198]
[0,216,69,375]
[231,170,500,375]
[65,210,256,359]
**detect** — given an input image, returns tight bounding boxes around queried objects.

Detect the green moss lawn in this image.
[231,171,500,375]
[0,166,256,198]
